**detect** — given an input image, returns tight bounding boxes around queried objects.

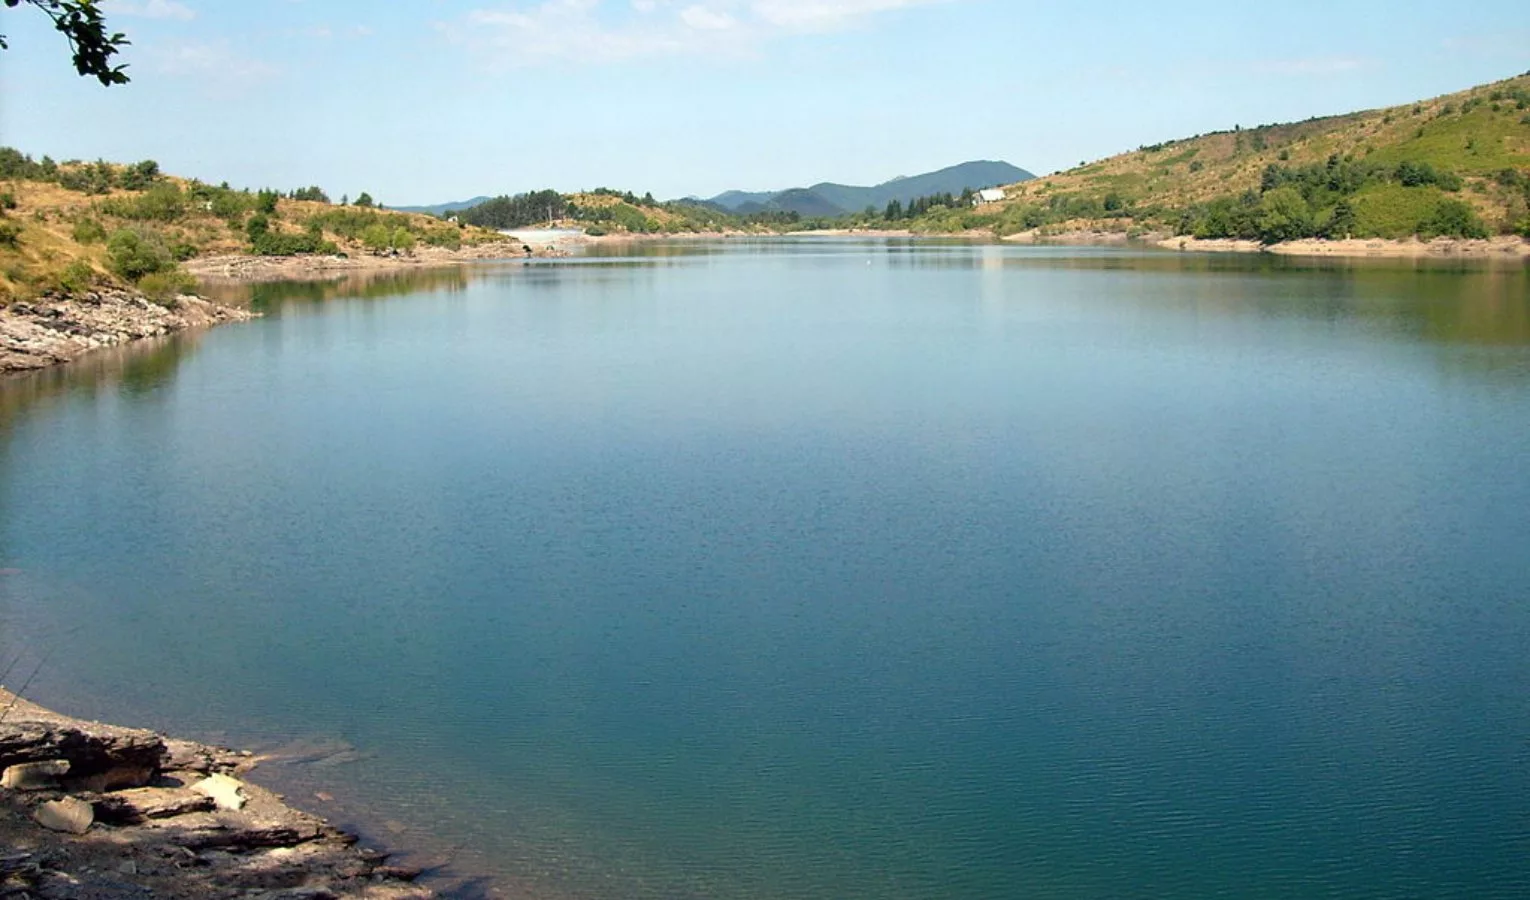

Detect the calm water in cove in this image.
[2,240,1529,899]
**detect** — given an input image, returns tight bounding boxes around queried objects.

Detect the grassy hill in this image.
[910,73,1530,242]
[0,152,510,303]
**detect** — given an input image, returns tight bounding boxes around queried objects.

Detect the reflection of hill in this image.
[198,267,471,310]
[888,249,1530,350]
[0,334,199,437]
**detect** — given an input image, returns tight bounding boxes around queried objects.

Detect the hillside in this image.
[912,73,1530,243]
[707,160,1034,217]
[0,152,510,303]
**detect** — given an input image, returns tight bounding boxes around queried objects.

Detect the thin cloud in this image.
[147,38,281,86]
[443,0,957,66]
[103,0,196,21]
[1253,57,1375,76]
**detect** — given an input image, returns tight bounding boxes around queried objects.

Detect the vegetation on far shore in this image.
[900,72,1530,244]
[5,71,1529,305]
[0,151,514,304]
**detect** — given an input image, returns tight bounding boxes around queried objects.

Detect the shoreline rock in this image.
[184,240,562,284]
[0,290,257,376]
[0,690,433,899]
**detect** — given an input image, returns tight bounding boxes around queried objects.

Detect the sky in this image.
[1,0,1527,205]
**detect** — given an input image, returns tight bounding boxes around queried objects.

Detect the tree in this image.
[1257,187,1313,244]
[1,0,130,85]
[354,192,374,208]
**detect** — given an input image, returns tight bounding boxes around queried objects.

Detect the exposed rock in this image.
[0,690,436,898]
[191,773,246,811]
[33,797,93,835]
[0,290,256,375]
[0,721,165,784]
[1,759,70,791]
[91,786,215,824]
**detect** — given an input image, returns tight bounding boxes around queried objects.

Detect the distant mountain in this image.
[705,161,1034,217]
[389,196,493,216]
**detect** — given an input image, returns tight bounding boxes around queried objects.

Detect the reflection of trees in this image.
[0,334,195,438]
[198,267,471,311]
[897,247,1530,350]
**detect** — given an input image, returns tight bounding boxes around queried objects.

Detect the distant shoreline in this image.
[997,228,1530,259]
[1157,234,1530,259]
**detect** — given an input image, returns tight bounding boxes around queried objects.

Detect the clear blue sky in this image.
[2,0,1526,204]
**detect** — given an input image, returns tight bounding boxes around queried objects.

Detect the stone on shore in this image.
[192,772,247,810]
[1,759,70,790]
[33,796,93,834]
[0,289,256,375]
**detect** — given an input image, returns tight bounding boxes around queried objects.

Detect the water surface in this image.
[2,241,1529,899]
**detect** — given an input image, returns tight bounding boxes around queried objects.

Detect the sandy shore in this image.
[1156,235,1530,258]
[0,689,432,899]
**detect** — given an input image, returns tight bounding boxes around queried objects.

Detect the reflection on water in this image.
[0,334,200,434]
[2,241,1529,900]
[197,265,471,310]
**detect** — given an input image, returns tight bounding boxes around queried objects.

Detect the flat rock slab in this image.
[1,758,70,790]
[34,796,94,834]
[92,786,215,824]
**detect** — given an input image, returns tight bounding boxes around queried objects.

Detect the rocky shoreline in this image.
[0,690,432,899]
[0,290,257,377]
[183,241,562,284]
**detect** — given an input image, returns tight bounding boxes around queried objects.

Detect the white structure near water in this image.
[975,188,1007,204]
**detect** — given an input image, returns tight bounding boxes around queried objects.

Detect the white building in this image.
[975,188,1007,205]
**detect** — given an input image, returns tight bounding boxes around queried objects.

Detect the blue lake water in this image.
[2,240,1529,898]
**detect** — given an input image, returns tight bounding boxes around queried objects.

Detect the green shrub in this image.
[115,160,160,191]
[59,259,97,293]
[0,220,20,247]
[1257,187,1314,244]
[72,218,107,243]
[1349,184,1444,238]
[0,192,15,210]
[250,229,339,256]
[97,182,188,222]
[423,227,461,250]
[1420,199,1489,239]
[106,227,174,280]
[137,268,197,304]
[361,223,391,251]
[58,161,115,195]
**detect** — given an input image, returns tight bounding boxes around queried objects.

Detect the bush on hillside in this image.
[106,227,175,280]
[137,268,197,303]
[58,161,115,195]
[0,220,20,247]
[59,260,97,293]
[1420,199,1489,239]
[97,182,188,222]
[116,160,160,191]
[72,218,108,244]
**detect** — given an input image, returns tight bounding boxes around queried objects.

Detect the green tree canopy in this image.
[1,0,129,85]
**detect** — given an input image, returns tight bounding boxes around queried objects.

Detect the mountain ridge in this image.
[702,160,1035,217]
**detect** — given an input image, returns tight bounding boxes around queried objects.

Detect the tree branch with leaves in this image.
[1,0,129,86]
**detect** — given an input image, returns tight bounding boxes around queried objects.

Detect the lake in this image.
[2,239,1529,899]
